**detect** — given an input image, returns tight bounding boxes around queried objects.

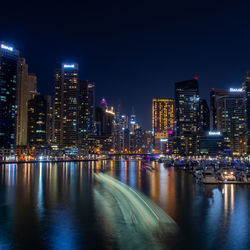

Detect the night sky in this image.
[1,0,250,129]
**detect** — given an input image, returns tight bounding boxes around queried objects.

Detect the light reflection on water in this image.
[0,160,249,250]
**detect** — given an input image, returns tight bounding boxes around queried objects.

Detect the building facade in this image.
[87,81,96,135]
[27,94,47,147]
[78,80,89,149]
[54,63,79,147]
[16,58,37,146]
[200,99,210,134]
[0,42,19,149]
[243,71,250,155]
[210,88,229,130]
[175,78,200,155]
[152,98,174,153]
[216,89,246,155]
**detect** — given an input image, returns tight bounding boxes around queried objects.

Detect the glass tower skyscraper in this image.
[0,43,19,149]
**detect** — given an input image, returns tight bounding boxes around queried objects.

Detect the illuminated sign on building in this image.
[63,64,75,68]
[1,44,13,51]
[229,88,243,92]
[160,138,168,142]
[208,131,221,136]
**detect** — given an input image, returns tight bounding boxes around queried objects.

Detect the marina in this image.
[0,160,249,250]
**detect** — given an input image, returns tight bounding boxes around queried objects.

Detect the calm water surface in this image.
[0,160,249,250]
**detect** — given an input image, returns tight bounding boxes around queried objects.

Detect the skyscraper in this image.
[243,71,250,155]
[87,81,95,135]
[216,88,246,155]
[210,88,228,130]
[45,95,54,145]
[27,93,47,147]
[78,80,89,149]
[95,98,114,137]
[175,78,200,155]
[199,99,210,134]
[0,42,19,149]
[54,63,79,147]
[16,58,37,146]
[152,99,174,153]
[95,99,115,152]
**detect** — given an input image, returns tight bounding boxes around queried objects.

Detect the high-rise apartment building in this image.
[216,88,246,155]
[16,58,37,146]
[243,71,250,155]
[27,94,47,147]
[45,95,54,145]
[152,99,174,153]
[87,81,95,135]
[175,78,200,155]
[95,99,114,137]
[210,88,229,130]
[78,80,89,149]
[200,99,210,134]
[0,42,19,149]
[54,63,78,147]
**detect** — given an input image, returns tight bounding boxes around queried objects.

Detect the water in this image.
[0,160,249,250]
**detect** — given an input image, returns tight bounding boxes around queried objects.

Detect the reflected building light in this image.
[231,184,234,213]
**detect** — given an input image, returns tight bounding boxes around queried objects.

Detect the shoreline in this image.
[0,158,105,164]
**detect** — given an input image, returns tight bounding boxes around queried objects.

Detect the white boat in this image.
[200,170,218,184]
[218,168,237,182]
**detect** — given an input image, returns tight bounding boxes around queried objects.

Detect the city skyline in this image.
[1,1,250,129]
[0,40,247,131]
[1,2,250,250]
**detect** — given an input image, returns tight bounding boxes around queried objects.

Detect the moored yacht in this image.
[200,169,218,184]
[218,168,237,182]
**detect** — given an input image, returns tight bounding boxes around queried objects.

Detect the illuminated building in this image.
[87,81,95,134]
[175,78,200,155]
[152,99,174,153]
[78,80,89,149]
[143,131,153,153]
[216,89,246,155]
[95,99,115,152]
[27,94,47,146]
[0,42,19,149]
[45,95,54,145]
[199,99,210,134]
[210,88,229,130]
[199,131,224,156]
[129,125,145,153]
[54,63,78,147]
[95,98,114,137]
[123,128,130,152]
[243,71,250,154]
[16,58,37,146]
[130,112,137,133]
[113,113,129,152]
